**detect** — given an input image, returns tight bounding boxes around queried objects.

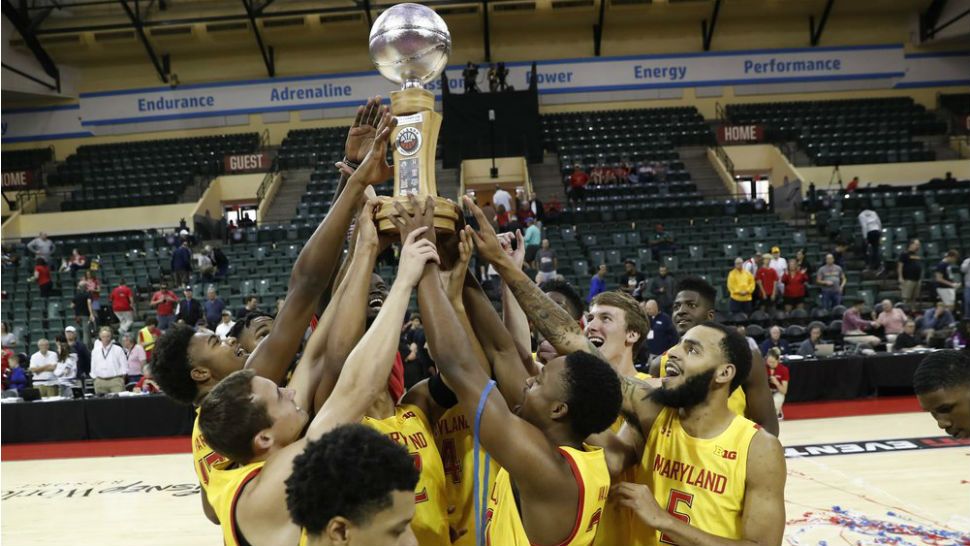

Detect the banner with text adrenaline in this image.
[76,45,906,127]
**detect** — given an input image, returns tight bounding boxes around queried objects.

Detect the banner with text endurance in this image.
[3,45,968,143]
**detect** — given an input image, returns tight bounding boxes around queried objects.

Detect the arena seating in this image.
[48,134,259,211]
[277,127,347,170]
[1,148,53,172]
[726,98,947,165]
[939,92,970,115]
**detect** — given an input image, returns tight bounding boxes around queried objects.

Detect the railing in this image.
[254,158,281,223]
[14,189,48,213]
[259,128,271,150]
[714,143,735,177]
[714,101,728,124]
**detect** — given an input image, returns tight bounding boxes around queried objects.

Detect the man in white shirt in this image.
[29,338,59,397]
[492,185,513,218]
[858,209,883,272]
[769,246,788,295]
[26,232,55,263]
[215,310,235,340]
[90,327,128,394]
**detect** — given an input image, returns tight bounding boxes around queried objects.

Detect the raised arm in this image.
[741,350,780,436]
[463,196,596,357]
[245,98,393,385]
[499,230,540,375]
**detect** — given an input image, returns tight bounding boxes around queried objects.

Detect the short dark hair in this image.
[561,352,622,438]
[590,290,650,355]
[914,350,970,394]
[198,369,272,463]
[676,277,716,309]
[150,324,198,404]
[228,311,273,340]
[286,425,419,535]
[540,279,585,321]
[146,317,158,327]
[699,321,752,392]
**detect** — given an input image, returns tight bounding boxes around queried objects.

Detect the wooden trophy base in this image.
[375,196,460,234]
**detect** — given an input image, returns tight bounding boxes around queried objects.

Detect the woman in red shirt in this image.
[755,253,779,310]
[78,270,101,312]
[782,260,809,311]
[28,258,53,298]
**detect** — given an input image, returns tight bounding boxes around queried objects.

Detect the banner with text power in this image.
[717,125,765,144]
[224,152,271,174]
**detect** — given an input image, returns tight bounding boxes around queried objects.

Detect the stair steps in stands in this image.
[263,168,313,224]
[678,146,729,198]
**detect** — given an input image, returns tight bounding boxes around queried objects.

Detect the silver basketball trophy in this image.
[369,2,458,233]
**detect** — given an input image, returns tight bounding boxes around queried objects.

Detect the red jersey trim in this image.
[230,467,264,546]
[530,448,586,546]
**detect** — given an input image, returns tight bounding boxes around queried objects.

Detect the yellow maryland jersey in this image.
[298,528,307,546]
[631,407,759,546]
[659,352,747,416]
[206,460,265,546]
[192,409,231,494]
[485,445,609,546]
[432,405,499,546]
[592,372,651,546]
[363,404,450,546]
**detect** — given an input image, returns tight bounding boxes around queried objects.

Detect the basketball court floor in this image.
[2,411,968,545]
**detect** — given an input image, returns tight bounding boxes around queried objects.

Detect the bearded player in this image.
[603,322,786,546]
[914,350,970,439]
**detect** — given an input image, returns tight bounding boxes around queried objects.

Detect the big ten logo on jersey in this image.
[713,446,738,460]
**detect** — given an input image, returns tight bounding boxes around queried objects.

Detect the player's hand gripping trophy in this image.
[369,2,460,233]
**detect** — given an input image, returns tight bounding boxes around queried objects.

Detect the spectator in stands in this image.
[876,299,907,345]
[27,257,53,299]
[635,161,655,183]
[91,327,127,395]
[67,248,87,277]
[765,348,789,419]
[215,310,235,340]
[728,257,755,315]
[642,299,677,357]
[935,250,960,310]
[756,254,780,311]
[26,232,55,263]
[3,353,27,396]
[516,198,534,225]
[236,295,261,321]
[78,271,101,313]
[649,223,674,262]
[64,326,90,379]
[151,282,179,331]
[523,218,541,269]
[735,325,759,353]
[894,321,924,351]
[171,239,193,287]
[795,248,814,279]
[138,317,161,361]
[528,192,544,223]
[568,164,588,204]
[760,326,789,355]
[29,338,59,398]
[203,286,226,330]
[619,259,646,296]
[922,302,956,346]
[1,321,16,349]
[588,264,609,303]
[782,259,809,311]
[134,366,160,394]
[846,176,860,193]
[535,239,558,284]
[646,264,676,314]
[495,204,511,233]
[949,320,969,350]
[209,246,230,279]
[897,239,923,307]
[742,250,760,278]
[833,240,848,269]
[817,253,846,309]
[858,208,883,272]
[175,286,203,327]
[615,160,632,183]
[53,335,77,398]
[769,247,788,287]
[963,255,970,319]
[227,220,238,244]
[797,325,824,357]
[110,278,136,334]
[492,185,513,218]
[590,164,605,185]
[122,333,146,385]
[842,299,881,350]
[196,249,216,282]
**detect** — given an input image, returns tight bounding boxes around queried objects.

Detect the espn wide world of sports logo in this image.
[784,436,970,459]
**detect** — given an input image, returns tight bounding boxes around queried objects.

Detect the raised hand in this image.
[389,194,436,245]
[397,227,440,288]
[337,108,397,187]
[354,199,380,249]
[461,195,510,266]
[439,228,473,304]
[497,229,526,270]
[344,96,382,165]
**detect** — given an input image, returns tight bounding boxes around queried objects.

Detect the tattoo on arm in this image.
[505,277,597,356]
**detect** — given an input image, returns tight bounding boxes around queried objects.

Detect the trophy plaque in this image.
[369,3,459,233]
